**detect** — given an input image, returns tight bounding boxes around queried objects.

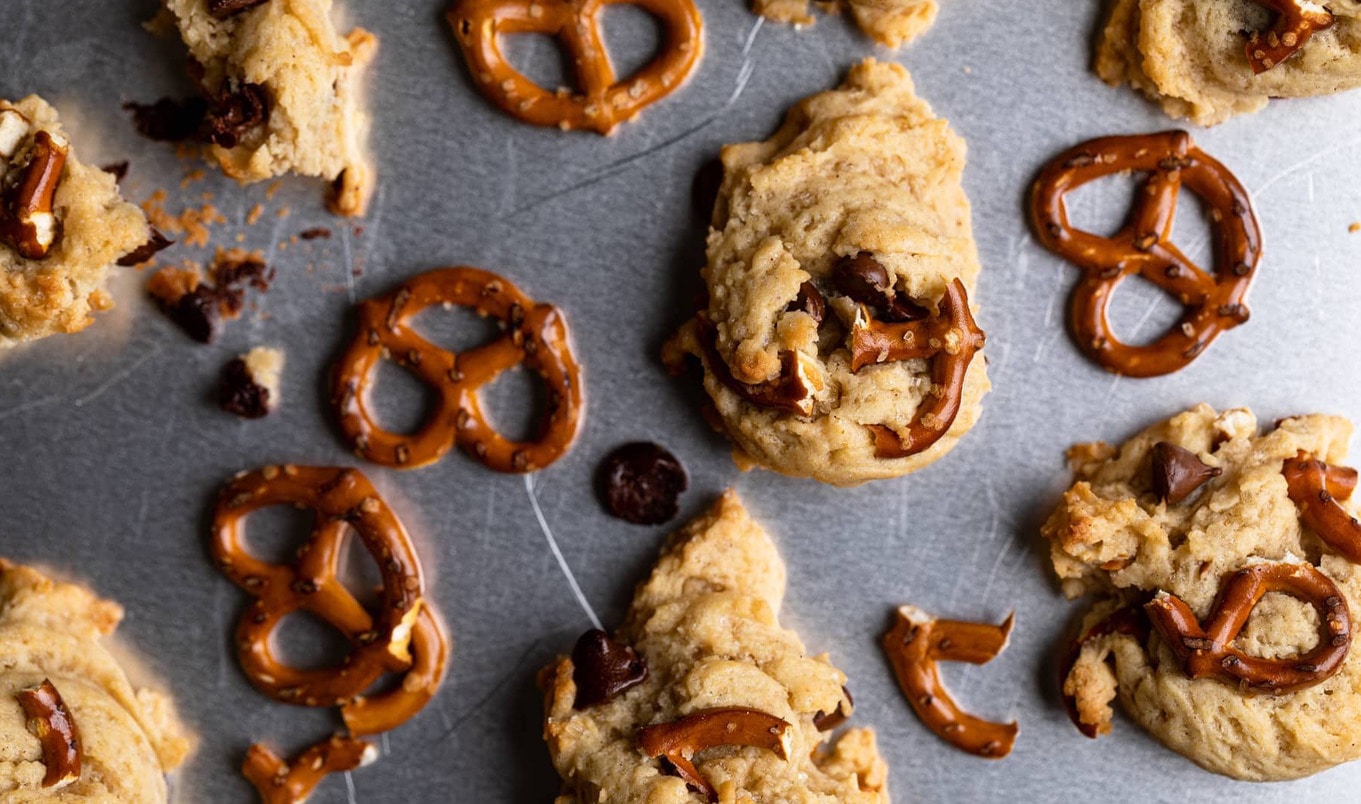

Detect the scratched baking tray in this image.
[4,0,1361,801]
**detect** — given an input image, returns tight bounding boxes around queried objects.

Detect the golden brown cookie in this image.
[753,0,937,49]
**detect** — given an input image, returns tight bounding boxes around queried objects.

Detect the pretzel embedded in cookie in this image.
[1058,605,1150,738]
[243,736,376,804]
[446,0,703,135]
[211,465,429,707]
[0,129,68,260]
[1245,1,1334,73]
[331,268,584,473]
[15,679,82,788]
[1283,450,1361,564]
[1030,131,1262,377]
[637,708,793,800]
[882,605,1018,758]
[1145,562,1351,693]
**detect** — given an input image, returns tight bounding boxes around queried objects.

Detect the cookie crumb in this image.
[299,227,331,240]
[145,249,272,342]
[219,347,284,418]
[1349,222,1360,234]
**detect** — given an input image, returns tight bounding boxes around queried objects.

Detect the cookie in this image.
[665,60,988,486]
[540,490,889,802]
[1043,404,1361,780]
[0,560,192,801]
[0,97,149,348]
[1097,0,1361,125]
[753,0,937,49]
[160,0,378,215]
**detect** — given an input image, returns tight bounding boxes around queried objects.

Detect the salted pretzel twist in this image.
[1031,131,1262,378]
[332,268,584,474]
[1145,562,1351,693]
[446,0,703,134]
[1283,450,1361,564]
[212,466,434,710]
[882,606,1017,758]
[1246,1,1334,73]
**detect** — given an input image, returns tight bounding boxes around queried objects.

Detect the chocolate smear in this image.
[571,630,648,708]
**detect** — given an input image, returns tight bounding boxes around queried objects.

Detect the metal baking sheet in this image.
[4,0,1361,801]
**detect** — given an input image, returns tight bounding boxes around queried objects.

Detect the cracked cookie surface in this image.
[1098,0,1361,125]
[540,490,889,802]
[1043,404,1361,780]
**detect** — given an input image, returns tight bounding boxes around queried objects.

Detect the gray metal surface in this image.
[4,0,1361,801]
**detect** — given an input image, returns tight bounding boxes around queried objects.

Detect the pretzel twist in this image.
[446,0,703,134]
[882,606,1017,758]
[1145,562,1351,693]
[1283,450,1361,564]
[1031,131,1262,377]
[331,268,584,474]
[211,466,430,708]
[1245,0,1334,73]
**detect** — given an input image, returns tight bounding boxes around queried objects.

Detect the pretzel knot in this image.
[1245,0,1334,73]
[446,0,703,134]
[1145,562,1352,693]
[331,268,584,474]
[1283,450,1361,564]
[211,465,448,729]
[1030,130,1262,378]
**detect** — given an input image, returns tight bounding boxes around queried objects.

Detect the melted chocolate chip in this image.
[204,83,270,149]
[571,630,648,709]
[208,0,269,18]
[831,252,928,322]
[219,357,271,418]
[166,285,225,344]
[1151,442,1222,504]
[124,97,208,142]
[596,442,688,525]
[299,227,332,241]
[116,228,174,267]
[785,281,826,325]
[102,162,129,183]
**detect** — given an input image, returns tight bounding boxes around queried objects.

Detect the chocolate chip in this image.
[785,281,826,325]
[596,442,688,525]
[167,285,224,344]
[813,686,853,731]
[204,83,270,149]
[102,161,129,183]
[124,97,208,142]
[299,227,332,240]
[570,630,648,709]
[1150,442,1222,505]
[116,228,174,266]
[208,0,269,18]
[830,252,928,322]
[218,357,271,418]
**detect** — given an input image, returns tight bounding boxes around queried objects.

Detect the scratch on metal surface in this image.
[524,474,603,630]
[437,639,542,742]
[341,223,357,305]
[509,18,764,218]
[73,345,162,408]
[0,395,58,422]
[344,769,358,804]
[1252,134,1361,198]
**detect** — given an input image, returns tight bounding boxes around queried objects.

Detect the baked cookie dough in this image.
[160,0,377,215]
[0,560,192,801]
[665,59,988,486]
[540,490,889,802]
[0,97,149,348]
[1044,404,1361,780]
[753,0,937,49]
[1097,0,1361,125]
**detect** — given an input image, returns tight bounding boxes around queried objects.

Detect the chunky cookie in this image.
[666,60,988,486]
[0,97,150,348]
[160,0,377,215]
[1097,0,1361,125]
[753,0,937,49]
[0,560,192,801]
[540,490,889,802]
[1044,404,1361,780]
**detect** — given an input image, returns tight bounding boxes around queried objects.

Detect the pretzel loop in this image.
[331,268,584,474]
[1145,562,1351,693]
[1031,131,1262,377]
[1284,451,1361,563]
[447,0,703,134]
[211,466,426,707]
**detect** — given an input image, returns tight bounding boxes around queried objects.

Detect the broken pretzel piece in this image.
[15,679,82,789]
[1284,450,1361,564]
[1245,0,1334,73]
[0,127,68,260]
[883,605,1017,758]
[637,707,792,802]
[243,735,376,804]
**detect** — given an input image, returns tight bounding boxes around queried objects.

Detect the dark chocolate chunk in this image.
[203,83,270,149]
[571,630,648,709]
[831,251,928,322]
[299,227,332,240]
[208,0,269,18]
[785,281,826,325]
[102,161,129,183]
[596,442,688,525]
[219,357,271,418]
[166,285,224,344]
[124,97,208,142]
[116,228,174,266]
[1151,441,1222,504]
